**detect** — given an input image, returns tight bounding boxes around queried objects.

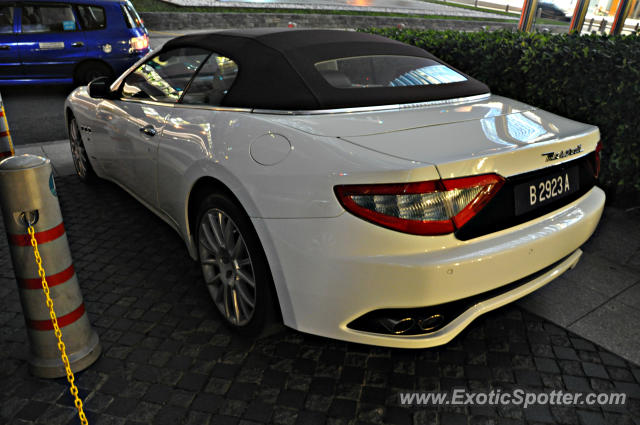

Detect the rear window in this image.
[0,6,14,34]
[121,2,143,28]
[21,4,78,33]
[76,5,105,31]
[315,55,467,89]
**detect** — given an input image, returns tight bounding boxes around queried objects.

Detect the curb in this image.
[14,139,75,177]
[139,11,523,32]
[156,0,499,16]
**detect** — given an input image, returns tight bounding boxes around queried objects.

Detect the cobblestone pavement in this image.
[1,176,640,425]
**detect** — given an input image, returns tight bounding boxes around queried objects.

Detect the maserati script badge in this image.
[541,145,583,162]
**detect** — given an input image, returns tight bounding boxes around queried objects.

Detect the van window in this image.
[121,3,143,28]
[76,5,106,31]
[0,6,14,34]
[21,4,78,33]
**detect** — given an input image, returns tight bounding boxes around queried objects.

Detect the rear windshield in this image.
[121,2,143,28]
[315,55,467,89]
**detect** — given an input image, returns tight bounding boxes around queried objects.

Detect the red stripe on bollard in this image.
[0,131,9,138]
[0,151,11,159]
[27,303,86,330]
[9,222,66,246]
[18,264,75,289]
[0,110,4,118]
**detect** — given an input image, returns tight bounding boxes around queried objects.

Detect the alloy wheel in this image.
[198,208,257,326]
[69,118,88,179]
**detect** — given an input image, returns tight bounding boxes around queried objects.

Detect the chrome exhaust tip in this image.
[417,314,445,332]
[379,317,415,334]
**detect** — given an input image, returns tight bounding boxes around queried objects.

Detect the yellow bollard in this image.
[0,92,14,160]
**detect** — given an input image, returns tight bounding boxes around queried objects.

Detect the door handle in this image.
[71,41,84,48]
[140,125,157,137]
[0,45,10,50]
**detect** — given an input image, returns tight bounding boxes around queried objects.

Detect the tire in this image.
[196,193,279,336]
[74,62,113,86]
[68,115,96,182]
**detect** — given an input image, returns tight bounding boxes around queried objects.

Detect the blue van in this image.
[0,0,150,85]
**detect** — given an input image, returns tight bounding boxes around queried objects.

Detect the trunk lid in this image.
[267,94,599,177]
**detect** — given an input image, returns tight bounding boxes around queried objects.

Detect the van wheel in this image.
[75,62,113,86]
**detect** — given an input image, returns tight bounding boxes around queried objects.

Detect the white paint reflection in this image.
[463,207,585,261]
[481,112,552,147]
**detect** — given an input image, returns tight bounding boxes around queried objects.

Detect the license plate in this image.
[514,167,579,216]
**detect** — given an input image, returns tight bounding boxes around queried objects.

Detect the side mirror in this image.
[88,77,115,99]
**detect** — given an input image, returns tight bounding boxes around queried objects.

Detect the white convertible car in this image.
[65,29,605,348]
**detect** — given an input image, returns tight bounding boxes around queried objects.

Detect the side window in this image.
[181,53,239,106]
[76,5,106,31]
[21,4,78,33]
[121,47,211,103]
[0,6,14,34]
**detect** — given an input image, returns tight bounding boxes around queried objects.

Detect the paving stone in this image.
[582,362,609,379]
[105,398,138,418]
[191,393,224,414]
[569,301,640,366]
[294,410,325,425]
[278,390,306,409]
[328,398,356,418]
[184,410,212,425]
[563,375,591,392]
[153,406,188,425]
[176,372,208,392]
[2,176,640,425]
[127,401,161,423]
[535,358,560,374]
[576,409,606,425]
[168,389,196,408]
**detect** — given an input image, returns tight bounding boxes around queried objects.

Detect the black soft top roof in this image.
[162,29,490,110]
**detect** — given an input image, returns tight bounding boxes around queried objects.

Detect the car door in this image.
[95,46,213,207]
[17,2,87,80]
[156,52,241,222]
[0,4,21,80]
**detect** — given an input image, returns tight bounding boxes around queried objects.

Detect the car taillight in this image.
[335,174,504,235]
[130,35,148,51]
[594,141,602,178]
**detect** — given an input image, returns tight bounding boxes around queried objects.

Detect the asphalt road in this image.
[2,31,178,147]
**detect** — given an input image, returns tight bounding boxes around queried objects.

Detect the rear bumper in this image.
[254,186,605,348]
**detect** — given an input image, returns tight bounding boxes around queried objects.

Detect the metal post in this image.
[0,92,14,160]
[518,0,540,31]
[0,154,101,378]
[611,0,633,34]
[569,0,590,33]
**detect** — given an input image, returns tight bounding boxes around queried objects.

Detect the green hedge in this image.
[363,28,640,204]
